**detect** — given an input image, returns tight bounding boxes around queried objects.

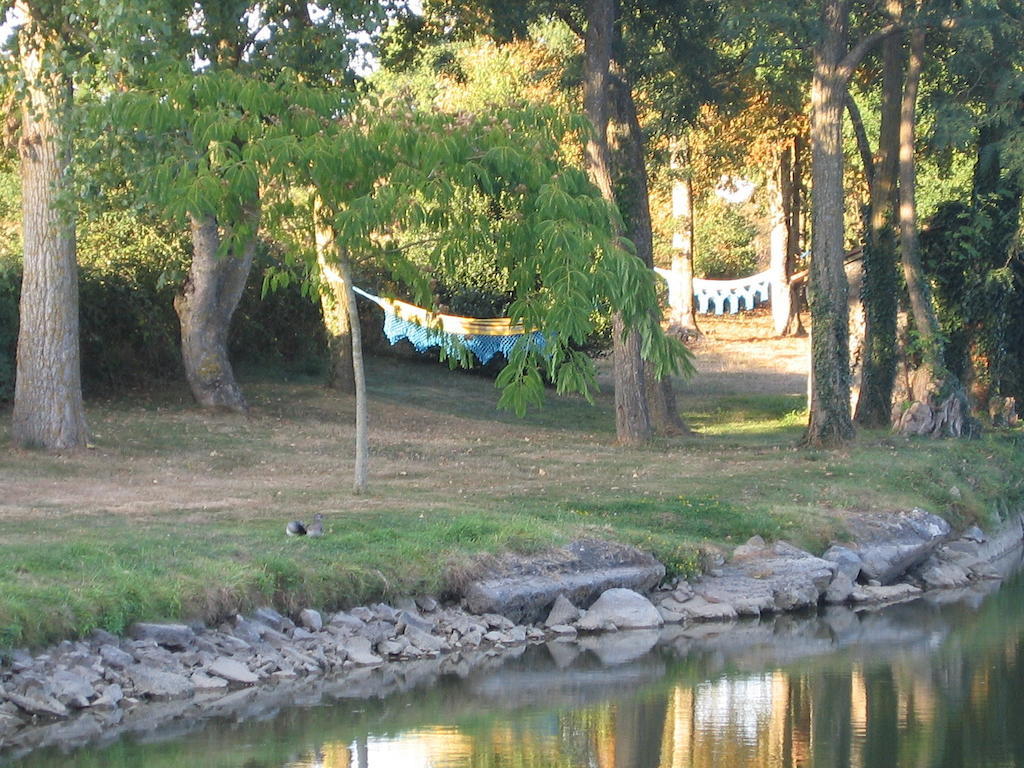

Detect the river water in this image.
[8,559,1024,768]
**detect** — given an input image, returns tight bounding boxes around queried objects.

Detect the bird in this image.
[306,513,325,537]
[286,520,307,536]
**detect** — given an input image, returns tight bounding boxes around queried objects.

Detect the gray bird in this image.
[286,520,307,536]
[307,513,325,537]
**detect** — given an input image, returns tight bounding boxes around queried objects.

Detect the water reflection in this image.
[10,561,1024,768]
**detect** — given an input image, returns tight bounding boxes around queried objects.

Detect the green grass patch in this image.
[1,355,1022,650]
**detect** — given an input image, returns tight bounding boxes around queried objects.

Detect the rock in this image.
[731,535,768,560]
[548,624,578,637]
[544,594,581,628]
[350,607,375,622]
[99,644,134,669]
[91,683,123,709]
[191,672,229,691]
[403,626,444,653]
[845,509,951,584]
[415,596,439,613]
[207,658,259,685]
[962,526,986,543]
[128,623,195,650]
[5,691,69,718]
[252,607,290,631]
[850,583,922,604]
[912,552,972,589]
[657,605,686,623]
[822,545,864,581]
[51,670,96,708]
[379,639,409,657]
[9,649,34,672]
[396,610,434,634]
[298,609,323,632]
[330,611,366,631]
[482,614,515,631]
[824,572,855,604]
[694,576,775,616]
[342,636,383,666]
[127,666,194,700]
[462,539,665,624]
[673,596,738,622]
[576,589,663,631]
[373,604,399,623]
[231,618,264,645]
[292,628,315,641]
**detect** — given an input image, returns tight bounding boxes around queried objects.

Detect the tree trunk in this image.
[805,0,855,448]
[770,141,804,337]
[854,11,903,428]
[583,0,653,443]
[335,246,368,493]
[613,313,653,444]
[667,141,701,341]
[787,134,807,336]
[12,9,88,451]
[609,62,688,435]
[175,212,256,412]
[314,204,354,392]
[897,27,944,394]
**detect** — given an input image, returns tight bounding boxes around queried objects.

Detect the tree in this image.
[398,0,718,442]
[7,1,88,450]
[108,1,390,412]
[805,0,896,448]
[853,0,903,428]
[294,101,685,487]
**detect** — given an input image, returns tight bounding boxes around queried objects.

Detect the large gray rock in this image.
[822,545,864,581]
[694,575,776,616]
[462,540,665,624]
[577,589,663,631]
[50,670,96,708]
[99,644,134,669]
[128,623,195,650]
[298,609,323,632]
[127,666,195,700]
[5,691,69,718]
[844,509,951,584]
[671,595,738,622]
[824,572,856,604]
[403,626,444,653]
[544,594,581,627]
[850,583,922,604]
[207,658,259,685]
[342,636,383,666]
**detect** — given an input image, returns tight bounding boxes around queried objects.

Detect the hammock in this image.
[655,267,772,315]
[353,287,546,364]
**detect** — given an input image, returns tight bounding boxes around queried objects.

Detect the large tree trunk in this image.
[893,26,975,438]
[12,8,88,451]
[770,140,805,337]
[666,141,701,341]
[583,0,652,444]
[854,11,903,428]
[609,62,689,435]
[175,212,256,412]
[805,0,856,448]
[897,27,944,393]
[314,204,355,392]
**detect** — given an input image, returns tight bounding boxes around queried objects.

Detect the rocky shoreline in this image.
[1,508,1021,761]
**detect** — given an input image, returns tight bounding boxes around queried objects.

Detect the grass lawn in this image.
[1,312,1021,649]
